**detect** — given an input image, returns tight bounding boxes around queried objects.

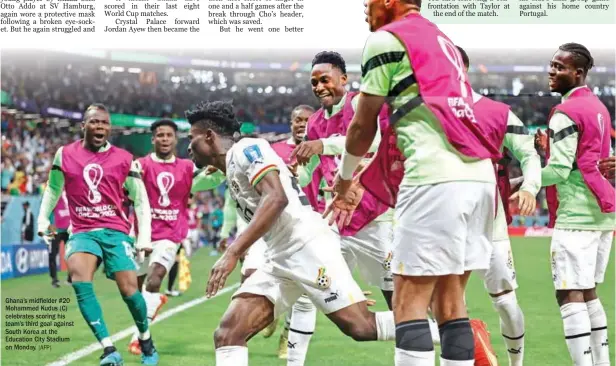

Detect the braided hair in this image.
[558,43,594,75]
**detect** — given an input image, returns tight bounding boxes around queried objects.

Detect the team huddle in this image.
[36,1,614,366]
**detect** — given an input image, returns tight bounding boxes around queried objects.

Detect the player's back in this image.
[225,138,331,255]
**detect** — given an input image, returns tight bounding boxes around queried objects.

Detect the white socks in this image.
[440,358,474,366]
[101,337,113,348]
[143,290,163,320]
[587,299,610,366]
[492,291,525,366]
[561,302,593,366]
[287,296,317,366]
[376,311,396,341]
[216,346,248,366]
[395,348,435,366]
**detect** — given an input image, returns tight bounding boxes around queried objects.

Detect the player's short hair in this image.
[150,119,178,133]
[185,100,241,137]
[312,51,347,74]
[85,103,109,114]
[292,104,315,116]
[456,46,470,69]
[558,43,594,75]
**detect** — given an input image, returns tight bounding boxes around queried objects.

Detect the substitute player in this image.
[535,43,614,366]
[128,119,226,355]
[458,46,541,366]
[37,104,159,366]
[185,100,396,366]
[331,2,502,365]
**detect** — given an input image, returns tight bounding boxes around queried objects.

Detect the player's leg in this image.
[217,270,300,366]
[165,246,182,296]
[583,230,613,366]
[287,295,317,365]
[66,233,120,365]
[340,235,378,306]
[552,229,598,366]
[49,233,61,287]
[477,238,524,366]
[130,255,151,355]
[142,241,176,321]
[102,230,159,365]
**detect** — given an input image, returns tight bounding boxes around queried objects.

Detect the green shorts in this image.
[65,229,137,280]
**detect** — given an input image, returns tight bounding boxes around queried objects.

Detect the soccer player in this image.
[128,119,226,355]
[48,190,72,288]
[458,46,542,366]
[292,51,395,310]
[185,100,396,366]
[331,2,502,365]
[37,104,159,366]
[535,43,614,366]
[271,105,315,164]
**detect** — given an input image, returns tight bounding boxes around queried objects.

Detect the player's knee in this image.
[213,324,242,347]
[555,290,583,306]
[293,297,315,313]
[340,319,376,342]
[440,318,474,361]
[395,320,434,352]
[583,287,598,302]
[145,275,163,292]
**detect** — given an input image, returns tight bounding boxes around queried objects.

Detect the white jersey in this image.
[225,138,331,259]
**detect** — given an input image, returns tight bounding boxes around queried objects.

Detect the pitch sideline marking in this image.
[46,283,240,366]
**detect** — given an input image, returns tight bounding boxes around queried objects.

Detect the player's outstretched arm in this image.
[206,171,288,297]
[125,160,152,251]
[191,166,227,193]
[37,147,66,245]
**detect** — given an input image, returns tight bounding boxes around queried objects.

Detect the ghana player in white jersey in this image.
[185,100,396,366]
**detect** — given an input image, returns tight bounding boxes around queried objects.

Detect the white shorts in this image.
[233,230,365,318]
[392,182,495,276]
[476,239,518,294]
[341,220,394,291]
[137,239,179,276]
[241,238,267,275]
[551,229,613,290]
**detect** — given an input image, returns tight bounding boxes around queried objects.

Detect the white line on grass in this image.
[46,283,240,366]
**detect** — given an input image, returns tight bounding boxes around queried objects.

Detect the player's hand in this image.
[206,250,239,298]
[598,156,616,180]
[322,178,364,230]
[205,166,219,175]
[287,162,299,177]
[218,237,229,252]
[38,225,56,249]
[331,173,353,198]
[363,290,377,307]
[135,240,154,255]
[534,129,548,153]
[291,140,323,165]
[510,190,536,216]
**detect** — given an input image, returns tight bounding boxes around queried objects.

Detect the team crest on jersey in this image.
[316,267,330,289]
[383,251,393,271]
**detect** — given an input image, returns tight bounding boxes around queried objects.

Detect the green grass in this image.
[2,237,614,365]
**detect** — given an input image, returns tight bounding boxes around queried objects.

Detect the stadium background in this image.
[0,48,614,365]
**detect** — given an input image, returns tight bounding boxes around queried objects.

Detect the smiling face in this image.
[152,124,177,158]
[548,50,583,95]
[82,108,111,150]
[310,63,347,110]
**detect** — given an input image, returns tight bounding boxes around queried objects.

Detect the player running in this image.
[185,100,396,366]
[331,2,502,365]
[128,119,226,355]
[535,43,614,366]
[37,104,159,366]
[458,46,541,366]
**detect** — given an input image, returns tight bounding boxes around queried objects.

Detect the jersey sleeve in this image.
[237,141,281,187]
[191,167,226,193]
[37,147,65,232]
[219,189,237,240]
[360,31,407,97]
[503,111,541,196]
[124,159,152,247]
[541,112,579,186]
